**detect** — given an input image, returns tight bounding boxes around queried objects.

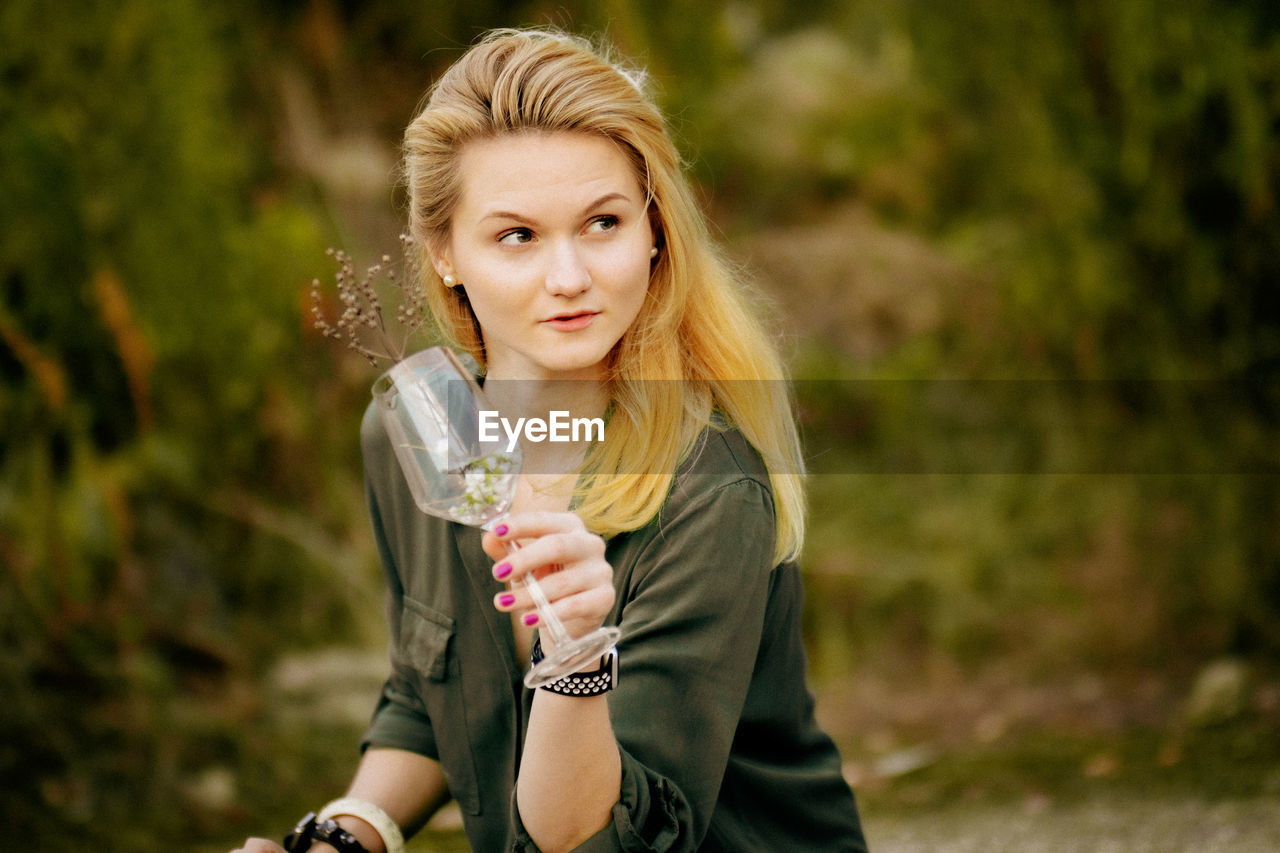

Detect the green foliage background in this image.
[1,0,1277,849]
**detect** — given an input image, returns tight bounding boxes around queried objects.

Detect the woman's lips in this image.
[543,311,598,331]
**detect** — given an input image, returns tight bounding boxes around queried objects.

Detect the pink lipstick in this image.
[544,311,598,331]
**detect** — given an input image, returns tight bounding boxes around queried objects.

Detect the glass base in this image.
[524,626,621,689]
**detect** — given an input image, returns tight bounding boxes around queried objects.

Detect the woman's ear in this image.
[431,254,452,282]
[424,232,453,281]
[426,231,468,289]
[646,208,663,253]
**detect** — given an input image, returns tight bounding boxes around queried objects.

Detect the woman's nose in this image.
[544,239,592,297]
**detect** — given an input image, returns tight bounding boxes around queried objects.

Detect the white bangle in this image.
[317,797,405,853]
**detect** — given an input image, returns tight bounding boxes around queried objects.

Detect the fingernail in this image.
[494,562,512,580]
[494,523,509,537]
[498,593,516,608]
[523,612,539,627]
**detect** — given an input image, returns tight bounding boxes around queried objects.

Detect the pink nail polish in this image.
[494,562,512,580]
[498,594,516,608]
[494,523,509,537]
[523,613,539,627]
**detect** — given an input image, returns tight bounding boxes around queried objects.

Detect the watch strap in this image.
[531,637,618,696]
[283,812,317,852]
[311,818,368,853]
[282,811,368,853]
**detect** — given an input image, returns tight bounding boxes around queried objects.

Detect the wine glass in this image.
[371,346,620,687]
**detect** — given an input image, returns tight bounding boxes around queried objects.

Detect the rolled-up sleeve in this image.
[362,671,440,757]
[513,476,777,852]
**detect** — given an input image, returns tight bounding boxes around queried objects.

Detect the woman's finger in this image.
[229,840,286,853]
[497,579,616,636]
[493,557,612,612]
[481,510,586,560]
[489,530,604,585]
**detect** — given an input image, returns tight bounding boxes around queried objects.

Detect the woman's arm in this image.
[333,747,452,849]
[229,748,448,853]
[485,470,779,852]
[482,513,622,853]
[518,691,623,852]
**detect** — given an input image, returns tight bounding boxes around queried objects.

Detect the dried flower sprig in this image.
[310,233,428,366]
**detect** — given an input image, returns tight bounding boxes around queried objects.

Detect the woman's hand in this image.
[228,840,286,853]
[483,511,616,642]
[230,838,341,853]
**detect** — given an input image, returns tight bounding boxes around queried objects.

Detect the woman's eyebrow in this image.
[479,191,637,224]
[582,191,634,213]
[479,208,533,224]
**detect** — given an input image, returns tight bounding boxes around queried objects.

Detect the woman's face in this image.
[437,131,654,382]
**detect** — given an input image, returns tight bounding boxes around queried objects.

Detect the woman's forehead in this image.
[453,131,646,221]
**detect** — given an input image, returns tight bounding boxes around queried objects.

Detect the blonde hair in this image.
[402,29,806,560]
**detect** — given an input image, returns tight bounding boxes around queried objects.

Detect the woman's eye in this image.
[498,228,534,245]
[586,215,620,234]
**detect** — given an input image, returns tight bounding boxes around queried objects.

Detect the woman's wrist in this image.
[530,637,618,696]
[328,814,387,853]
[307,843,343,853]
[292,816,385,853]
[317,797,405,853]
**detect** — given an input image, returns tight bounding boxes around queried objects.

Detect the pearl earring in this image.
[649,246,659,258]
[443,273,457,288]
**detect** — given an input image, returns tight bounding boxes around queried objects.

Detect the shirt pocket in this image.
[396,596,482,816]
[399,596,454,681]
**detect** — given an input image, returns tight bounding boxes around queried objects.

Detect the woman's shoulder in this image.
[361,398,394,467]
[616,417,781,582]
[360,398,409,501]
[667,416,774,510]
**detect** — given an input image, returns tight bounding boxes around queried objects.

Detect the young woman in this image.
[235,28,866,853]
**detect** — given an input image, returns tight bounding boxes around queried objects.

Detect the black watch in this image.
[283,812,369,853]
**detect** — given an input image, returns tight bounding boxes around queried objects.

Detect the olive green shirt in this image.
[359,403,867,852]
